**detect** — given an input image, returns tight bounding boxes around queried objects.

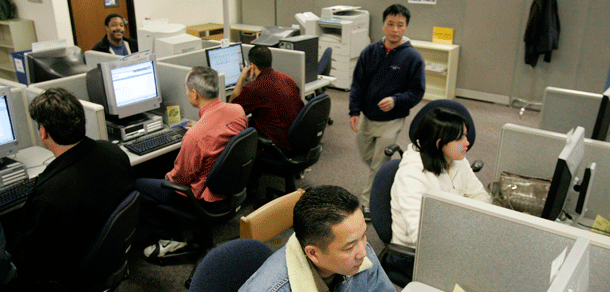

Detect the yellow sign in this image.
[433,27,454,44]
[166,105,181,124]
[592,215,610,236]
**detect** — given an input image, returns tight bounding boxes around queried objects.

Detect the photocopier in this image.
[296,6,370,90]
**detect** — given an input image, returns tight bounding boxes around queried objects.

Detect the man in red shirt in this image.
[137,66,248,258]
[229,45,304,153]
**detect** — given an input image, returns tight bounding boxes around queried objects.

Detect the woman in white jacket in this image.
[390,107,492,250]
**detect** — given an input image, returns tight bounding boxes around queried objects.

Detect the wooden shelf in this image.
[411,40,459,100]
[0,19,36,82]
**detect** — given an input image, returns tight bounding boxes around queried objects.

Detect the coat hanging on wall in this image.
[524,0,560,67]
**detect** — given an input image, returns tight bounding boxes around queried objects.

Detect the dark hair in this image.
[383,4,411,25]
[187,66,219,100]
[105,13,124,26]
[413,108,469,176]
[248,45,272,70]
[293,185,360,251]
[29,88,86,145]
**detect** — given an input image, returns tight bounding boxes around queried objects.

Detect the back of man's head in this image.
[187,66,219,100]
[29,88,86,145]
[383,4,411,25]
[248,45,272,71]
[104,13,124,26]
[293,185,360,251]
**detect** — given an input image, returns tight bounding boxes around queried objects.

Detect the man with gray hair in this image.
[136,66,248,258]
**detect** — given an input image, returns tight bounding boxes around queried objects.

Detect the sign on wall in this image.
[408,0,437,4]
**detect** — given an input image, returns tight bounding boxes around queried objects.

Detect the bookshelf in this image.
[0,19,36,81]
[411,40,459,101]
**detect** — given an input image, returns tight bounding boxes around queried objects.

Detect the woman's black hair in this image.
[412,107,469,176]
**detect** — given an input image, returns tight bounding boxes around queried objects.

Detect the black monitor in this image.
[591,95,609,141]
[25,46,90,84]
[205,43,245,89]
[541,127,585,221]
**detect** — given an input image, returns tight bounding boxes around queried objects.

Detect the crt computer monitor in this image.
[25,46,90,84]
[205,43,245,89]
[86,54,162,122]
[0,87,20,166]
[541,127,585,221]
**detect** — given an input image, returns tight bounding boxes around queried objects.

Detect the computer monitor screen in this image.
[25,46,90,84]
[0,87,20,161]
[205,43,245,89]
[86,54,162,120]
[541,127,585,221]
[591,95,609,141]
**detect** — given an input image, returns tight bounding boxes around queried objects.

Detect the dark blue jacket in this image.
[349,38,425,121]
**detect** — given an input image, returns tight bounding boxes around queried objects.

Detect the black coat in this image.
[524,0,560,67]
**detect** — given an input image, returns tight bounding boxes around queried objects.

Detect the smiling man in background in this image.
[92,13,138,56]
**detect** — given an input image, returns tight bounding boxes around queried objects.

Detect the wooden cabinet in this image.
[186,23,224,40]
[411,40,459,101]
[0,19,36,81]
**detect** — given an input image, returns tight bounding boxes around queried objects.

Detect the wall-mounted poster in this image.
[408,0,437,4]
[105,0,119,8]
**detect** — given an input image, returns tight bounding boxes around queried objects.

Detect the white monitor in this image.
[137,22,186,53]
[154,33,203,58]
[0,86,20,163]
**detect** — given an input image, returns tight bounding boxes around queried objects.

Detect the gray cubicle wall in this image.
[159,43,306,100]
[29,73,90,102]
[156,62,226,121]
[539,87,604,139]
[414,191,610,292]
[494,123,610,221]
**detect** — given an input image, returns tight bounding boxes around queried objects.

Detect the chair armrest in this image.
[384,144,403,157]
[386,243,416,258]
[258,136,290,161]
[160,180,218,218]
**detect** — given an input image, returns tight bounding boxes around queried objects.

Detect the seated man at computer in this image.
[239,185,395,292]
[5,88,136,290]
[91,13,138,56]
[229,45,304,153]
[137,66,248,258]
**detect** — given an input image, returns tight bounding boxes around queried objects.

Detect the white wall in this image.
[133,0,240,28]
[13,0,74,46]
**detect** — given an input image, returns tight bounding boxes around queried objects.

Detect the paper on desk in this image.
[592,214,610,236]
[550,247,567,283]
[452,284,466,292]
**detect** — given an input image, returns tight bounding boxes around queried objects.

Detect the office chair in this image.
[188,238,273,292]
[240,188,305,243]
[159,127,258,288]
[369,159,415,288]
[385,99,484,172]
[255,94,330,200]
[79,190,141,292]
[308,47,334,125]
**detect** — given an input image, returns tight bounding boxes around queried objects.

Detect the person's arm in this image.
[391,53,426,112]
[229,65,254,103]
[166,133,205,185]
[460,158,492,203]
[390,163,430,248]
[348,49,371,123]
[363,244,397,291]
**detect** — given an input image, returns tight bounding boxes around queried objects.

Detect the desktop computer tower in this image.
[279,35,318,83]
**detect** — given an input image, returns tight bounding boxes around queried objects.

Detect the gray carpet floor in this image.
[116,89,540,291]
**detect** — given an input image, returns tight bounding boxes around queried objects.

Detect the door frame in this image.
[67,0,137,47]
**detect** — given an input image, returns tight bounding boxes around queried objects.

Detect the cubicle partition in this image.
[83,50,123,69]
[28,73,90,102]
[494,123,610,221]
[539,87,604,139]
[156,62,226,121]
[413,191,610,291]
[159,43,306,100]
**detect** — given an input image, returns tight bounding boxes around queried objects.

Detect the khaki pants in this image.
[356,115,405,208]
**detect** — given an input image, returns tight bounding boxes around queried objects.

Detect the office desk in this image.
[120,142,182,166]
[16,146,54,178]
[304,75,336,98]
[230,24,263,43]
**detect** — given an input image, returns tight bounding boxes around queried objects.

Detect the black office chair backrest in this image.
[189,238,273,292]
[370,159,401,244]
[207,127,258,200]
[318,47,332,76]
[79,190,140,287]
[287,94,331,154]
[409,99,476,150]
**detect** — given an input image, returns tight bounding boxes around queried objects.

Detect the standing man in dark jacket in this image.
[91,13,138,56]
[349,4,425,220]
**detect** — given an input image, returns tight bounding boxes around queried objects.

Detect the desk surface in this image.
[230,24,263,32]
[16,146,54,178]
[304,75,336,98]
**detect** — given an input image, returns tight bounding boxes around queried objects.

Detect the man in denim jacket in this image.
[239,185,395,292]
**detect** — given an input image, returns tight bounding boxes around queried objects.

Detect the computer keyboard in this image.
[0,177,36,211]
[124,127,188,156]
